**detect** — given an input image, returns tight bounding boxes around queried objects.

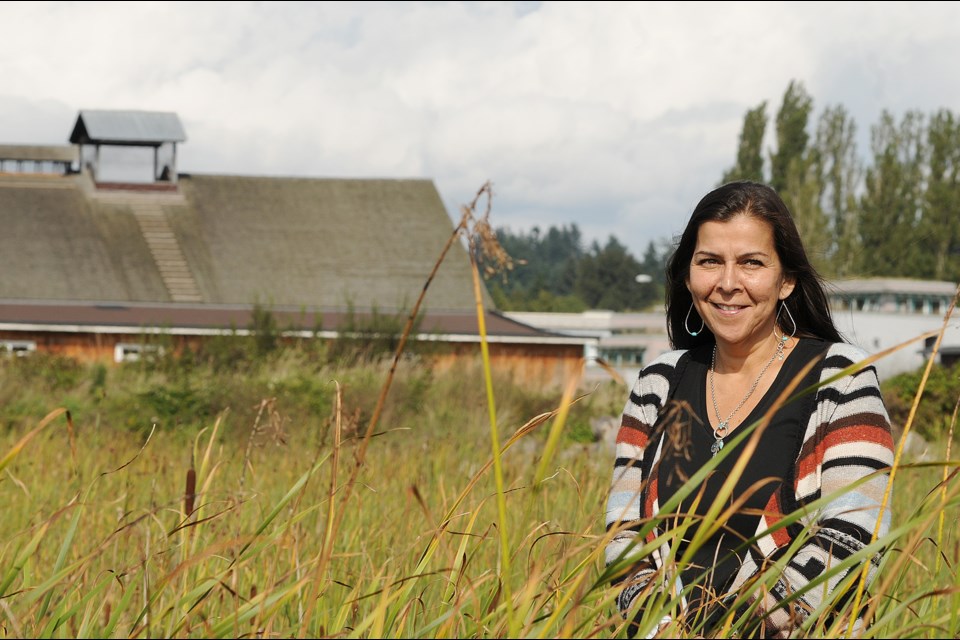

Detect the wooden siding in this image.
[0,329,584,389]
[429,342,586,389]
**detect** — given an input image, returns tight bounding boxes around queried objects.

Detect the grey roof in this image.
[829,278,958,297]
[0,172,491,313]
[69,110,187,146]
[0,145,77,162]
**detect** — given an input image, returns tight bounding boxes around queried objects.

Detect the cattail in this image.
[184,466,196,518]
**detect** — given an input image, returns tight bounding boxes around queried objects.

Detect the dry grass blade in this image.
[936,389,960,575]
[594,356,627,388]
[853,282,960,633]
[535,358,585,486]
[329,186,477,545]
[0,407,67,473]
[298,380,344,638]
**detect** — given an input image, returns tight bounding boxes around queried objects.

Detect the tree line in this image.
[486,79,960,312]
[482,224,671,312]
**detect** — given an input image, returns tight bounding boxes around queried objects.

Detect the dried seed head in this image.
[460,181,523,283]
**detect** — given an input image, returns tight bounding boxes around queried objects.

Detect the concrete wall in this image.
[832,309,960,382]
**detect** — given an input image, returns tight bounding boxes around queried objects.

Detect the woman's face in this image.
[685,213,795,351]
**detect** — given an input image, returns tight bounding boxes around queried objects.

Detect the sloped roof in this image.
[0,179,169,301]
[0,172,491,313]
[69,110,187,146]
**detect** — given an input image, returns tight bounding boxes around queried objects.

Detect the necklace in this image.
[708,338,784,457]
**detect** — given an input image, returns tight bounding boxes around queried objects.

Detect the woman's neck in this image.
[714,333,793,374]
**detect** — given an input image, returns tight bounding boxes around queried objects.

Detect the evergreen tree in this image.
[638,238,672,308]
[541,225,583,295]
[575,237,646,311]
[486,224,585,309]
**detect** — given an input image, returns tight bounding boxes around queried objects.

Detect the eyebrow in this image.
[693,250,772,260]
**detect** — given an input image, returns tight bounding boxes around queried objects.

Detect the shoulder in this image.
[637,349,690,383]
[628,349,690,403]
[823,341,871,364]
[819,342,876,379]
[643,349,689,371]
[814,341,886,402]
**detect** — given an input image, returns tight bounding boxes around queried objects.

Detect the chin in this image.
[713,332,751,346]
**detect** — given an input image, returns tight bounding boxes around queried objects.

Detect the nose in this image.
[718,263,740,292]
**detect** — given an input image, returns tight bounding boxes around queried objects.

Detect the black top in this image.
[656,337,828,616]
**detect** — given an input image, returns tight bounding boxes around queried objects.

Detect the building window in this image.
[0,340,36,357]
[598,347,646,367]
[114,342,163,363]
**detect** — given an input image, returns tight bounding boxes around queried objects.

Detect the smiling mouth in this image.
[713,303,745,312]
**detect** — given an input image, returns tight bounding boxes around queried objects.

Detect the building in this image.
[828,278,960,377]
[503,309,670,385]
[0,109,588,388]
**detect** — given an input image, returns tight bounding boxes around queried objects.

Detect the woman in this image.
[604,181,894,638]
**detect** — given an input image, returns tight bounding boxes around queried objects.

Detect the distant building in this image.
[828,278,960,377]
[0,109,589,389]
[827,277,956,315]
[0,144,77,176]
[503,309,669,385]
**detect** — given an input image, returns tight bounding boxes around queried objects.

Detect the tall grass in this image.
[0,362,618,638]
[1,335,956,638]
[0,184,957,638]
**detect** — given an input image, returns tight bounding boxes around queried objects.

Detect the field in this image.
[0,332,957,638]
[0,344,621,638]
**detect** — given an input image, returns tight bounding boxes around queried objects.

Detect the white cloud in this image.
[1,1,958,257]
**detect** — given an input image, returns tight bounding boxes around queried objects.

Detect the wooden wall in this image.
[0,330,585,390]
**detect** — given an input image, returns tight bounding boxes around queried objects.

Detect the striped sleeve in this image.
[605,351,684,581]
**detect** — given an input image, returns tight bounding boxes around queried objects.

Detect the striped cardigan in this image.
[605,342,895,637]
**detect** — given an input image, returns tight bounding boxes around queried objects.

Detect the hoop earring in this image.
[774,301,797,359]
[684,303,705,337]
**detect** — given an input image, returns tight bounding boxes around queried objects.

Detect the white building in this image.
[828,278,960,380]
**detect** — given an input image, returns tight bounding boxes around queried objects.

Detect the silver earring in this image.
[774,301,797,359]
[684,303,705,337]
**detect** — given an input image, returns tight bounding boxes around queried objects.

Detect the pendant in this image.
[711,439,724,457]
[713,422,728,439]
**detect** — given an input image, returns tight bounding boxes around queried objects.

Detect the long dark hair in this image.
[665,180,842,350]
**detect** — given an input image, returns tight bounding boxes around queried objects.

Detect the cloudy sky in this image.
[2,1,959,259]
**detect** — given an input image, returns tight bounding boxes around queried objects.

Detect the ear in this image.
[779,275,796,301]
